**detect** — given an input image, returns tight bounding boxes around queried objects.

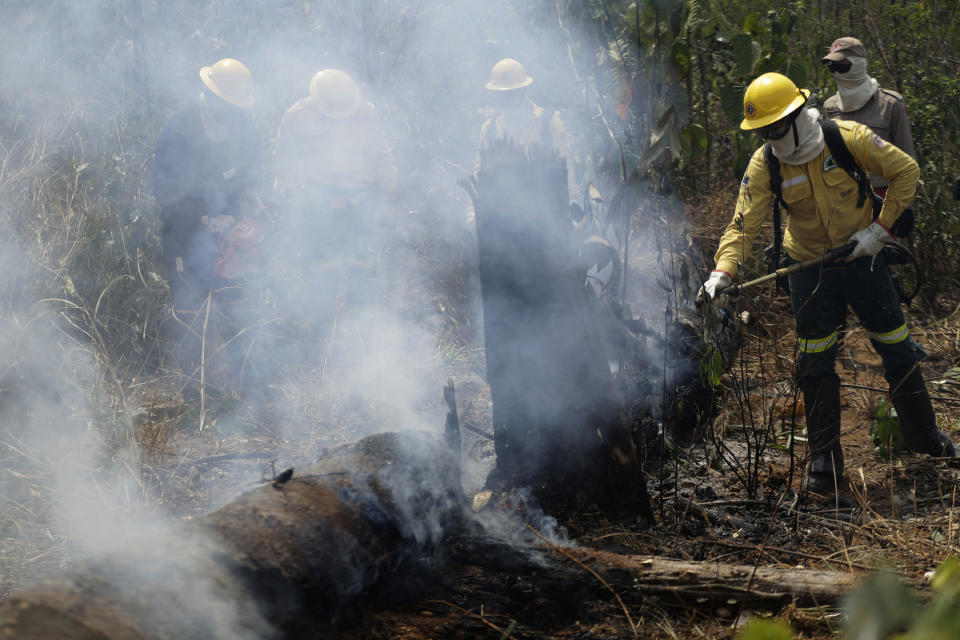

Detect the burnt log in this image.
[448,536,863,614]
[562,548,862,610]
[460,140,650,518]
[0,431,863,638]
[0,432,463,639]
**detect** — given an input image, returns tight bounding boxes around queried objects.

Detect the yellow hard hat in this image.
[740,72,810,130]
[309,69,361,119]
[199,58,255,108]
[485,58,534,91]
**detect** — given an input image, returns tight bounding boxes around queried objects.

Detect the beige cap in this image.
[822,37,867,62]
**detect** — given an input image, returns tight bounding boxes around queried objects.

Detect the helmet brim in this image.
[199,66,255,108]
[740,88,809,131]
[485,76,534,91]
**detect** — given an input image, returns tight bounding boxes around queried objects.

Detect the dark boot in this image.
[801,374,844,493]
[890,368,957,458]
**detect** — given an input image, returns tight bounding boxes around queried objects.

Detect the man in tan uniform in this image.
[476,58,577,202]
[822,37,915,197]
[275,69,396,298]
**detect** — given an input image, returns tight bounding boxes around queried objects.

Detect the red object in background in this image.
[214,217,268,280]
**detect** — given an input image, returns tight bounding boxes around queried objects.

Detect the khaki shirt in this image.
[824,88,914,188]
[714,120,919,278]
[275,98,397,201]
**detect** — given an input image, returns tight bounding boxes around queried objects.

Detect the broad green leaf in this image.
[842,570,919,640]
[903,557,960,638]
[731,33,757,77]
[680,122,707,158]
[870,396,906,456]
[720,82,745,123]
[931,556,960,596]
[785,59,809,93]
[735,618,794,640]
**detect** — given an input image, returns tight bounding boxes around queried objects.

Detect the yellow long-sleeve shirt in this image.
[714,120,919,278]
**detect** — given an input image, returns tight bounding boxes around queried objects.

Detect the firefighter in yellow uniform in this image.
[699,72,956,493]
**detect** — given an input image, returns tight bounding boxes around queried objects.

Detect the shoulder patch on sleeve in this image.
[741,175,749,186]
[880,88,904,102]
[872,133,885,148]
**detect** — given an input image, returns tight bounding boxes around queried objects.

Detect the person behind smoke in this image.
[476,58,577,203]
[274,68,396,303]
[152,57,264,379]
[821,36,915,195]
[697,72,956,495]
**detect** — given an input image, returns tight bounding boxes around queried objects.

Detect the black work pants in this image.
[787,251,925,387]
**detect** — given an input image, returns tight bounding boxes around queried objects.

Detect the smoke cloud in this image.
[0,0,699,634]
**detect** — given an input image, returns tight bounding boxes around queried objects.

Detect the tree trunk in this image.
[460,140,650,519]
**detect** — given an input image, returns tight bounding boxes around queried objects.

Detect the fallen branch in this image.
[449,535,863,613]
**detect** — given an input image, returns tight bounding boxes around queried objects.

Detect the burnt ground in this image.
[2,192,960,639]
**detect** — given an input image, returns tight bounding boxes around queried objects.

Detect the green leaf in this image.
[785,59,809,92]
[870,396,906,456]
[686,0,706,31]
[731,33,757,77]
[931,556,960,597]
[720,82,746,123]
[735,618,794,640]
[743,13,760,33]
[679,122,708,169]
[900,557,960,638]
[842,570,920,640]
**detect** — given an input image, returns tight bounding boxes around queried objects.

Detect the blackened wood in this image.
[461,140,649,518]
[448,536,863,611]
[0,432,463,639]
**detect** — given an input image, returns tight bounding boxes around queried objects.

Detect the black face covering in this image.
[826,59,853,74]
[758,107,803,145]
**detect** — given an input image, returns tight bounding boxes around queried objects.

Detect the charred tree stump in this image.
[0,432,463,639]
[460,140,650,519]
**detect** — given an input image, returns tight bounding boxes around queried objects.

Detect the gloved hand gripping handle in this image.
[718,242,857,297]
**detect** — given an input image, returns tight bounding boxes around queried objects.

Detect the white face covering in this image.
[833,56,878,112]
[769,108,824,165]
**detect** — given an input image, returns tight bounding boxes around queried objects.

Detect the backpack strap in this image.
[764,143,787,277]
[820,119,883,217]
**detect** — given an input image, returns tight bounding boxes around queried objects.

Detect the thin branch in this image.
[527,524,639,638]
